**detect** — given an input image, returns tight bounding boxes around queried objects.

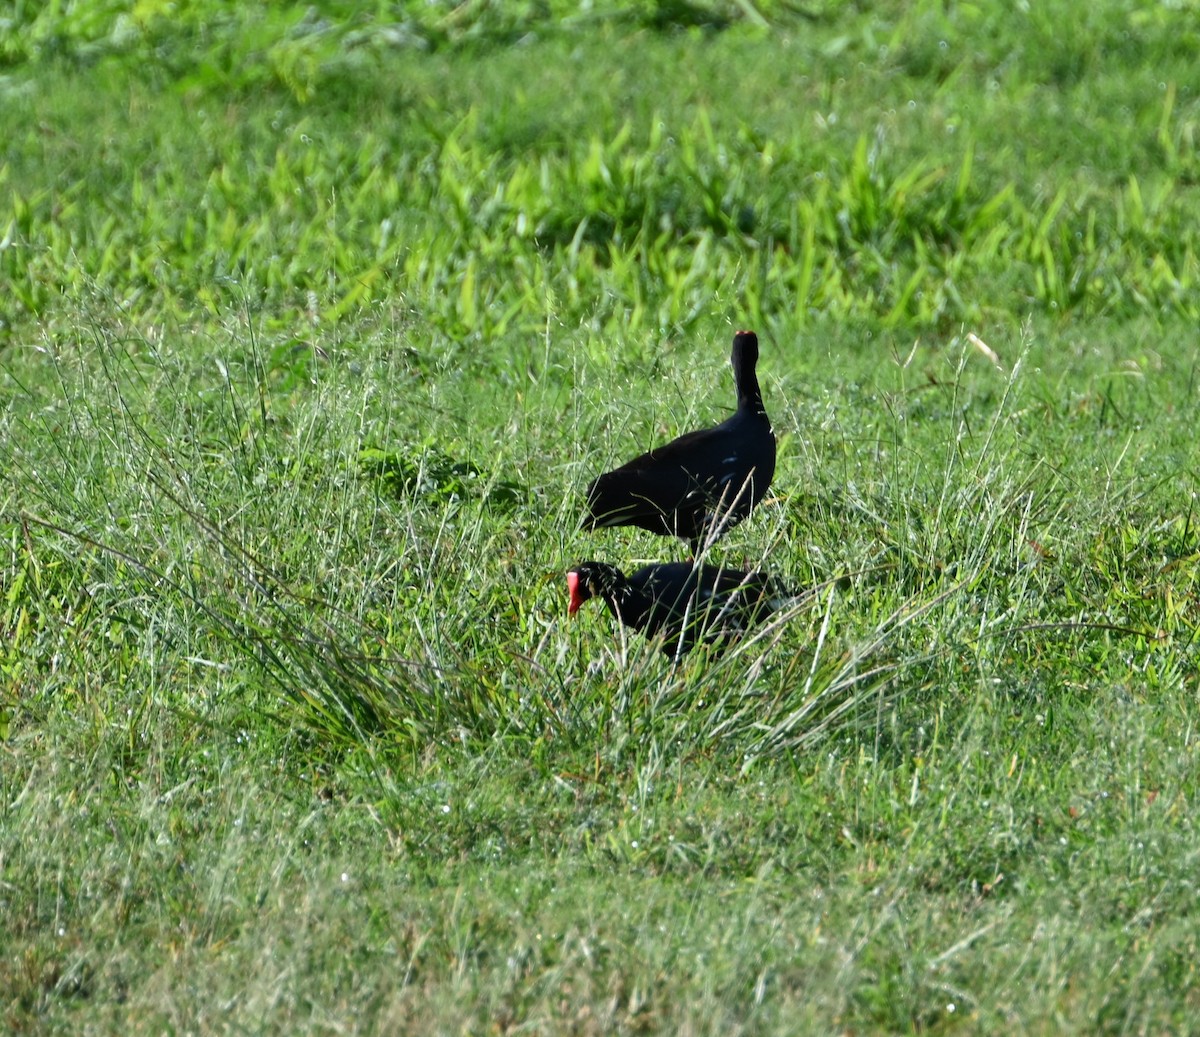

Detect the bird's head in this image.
[566,562,624,615]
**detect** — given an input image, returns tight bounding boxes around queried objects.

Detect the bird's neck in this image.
[738,383,767,416]
[604,584,652,630]
[734,361,766,416]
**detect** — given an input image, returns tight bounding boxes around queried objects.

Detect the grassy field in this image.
[3,1,1200,1032]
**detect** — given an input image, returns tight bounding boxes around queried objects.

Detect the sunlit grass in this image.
[3,2,1200,1033]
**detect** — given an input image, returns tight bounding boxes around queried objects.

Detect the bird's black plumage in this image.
[582,330,776,555]
[566,560,791,656]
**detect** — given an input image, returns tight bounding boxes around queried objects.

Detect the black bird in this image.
[566,560,792,656]
[583,330,776,556]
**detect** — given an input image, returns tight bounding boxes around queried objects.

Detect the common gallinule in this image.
[566,560,791,656]
[583,330,776,555]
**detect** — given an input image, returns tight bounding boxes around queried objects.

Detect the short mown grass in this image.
[3,2,1200,1033]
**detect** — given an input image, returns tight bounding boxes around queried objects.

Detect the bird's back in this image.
[627,562,784,652]
[585,408,775,543]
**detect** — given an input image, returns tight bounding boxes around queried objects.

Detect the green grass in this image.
[3,1,1200,1032]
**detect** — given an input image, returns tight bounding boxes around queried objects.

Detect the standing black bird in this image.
[566,560,791,656]
[582,330,776,556]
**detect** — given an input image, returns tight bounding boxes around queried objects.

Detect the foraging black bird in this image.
[583,330,776,555]
[566,560,791,656]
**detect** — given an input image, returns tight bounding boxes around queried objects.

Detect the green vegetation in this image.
[3,1,1199,1032]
